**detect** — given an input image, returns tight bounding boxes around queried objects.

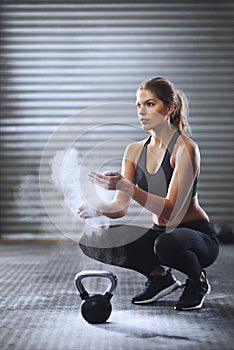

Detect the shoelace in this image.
[145,279,153,287]
[145,270,171,287]
[145,275,160,287]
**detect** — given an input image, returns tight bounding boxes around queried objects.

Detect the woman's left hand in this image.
[88,171,128,191]
[78,202,103,219]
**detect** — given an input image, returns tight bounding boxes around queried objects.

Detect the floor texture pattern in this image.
[0,241,233,350]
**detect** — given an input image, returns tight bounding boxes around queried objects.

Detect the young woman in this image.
[78,77,219,311]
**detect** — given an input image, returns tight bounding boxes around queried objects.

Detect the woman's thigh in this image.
[155,228,219,268]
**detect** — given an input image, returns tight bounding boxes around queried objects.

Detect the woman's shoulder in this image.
[126,138,148,149]
[123,137,149,162]
[173,133,200,166]
[177,133,199,153]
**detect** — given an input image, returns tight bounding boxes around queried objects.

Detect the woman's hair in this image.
[138,77,191,134]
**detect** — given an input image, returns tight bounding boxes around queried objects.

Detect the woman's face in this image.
[136,89,171,131]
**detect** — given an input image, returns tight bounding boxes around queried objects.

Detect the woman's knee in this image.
[154,232,181,258]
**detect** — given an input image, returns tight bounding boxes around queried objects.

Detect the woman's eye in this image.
[147,102,155,107]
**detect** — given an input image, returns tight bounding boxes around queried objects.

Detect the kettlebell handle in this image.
[74,270,118,300]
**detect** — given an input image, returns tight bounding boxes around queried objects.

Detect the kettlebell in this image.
[74,270,118,324]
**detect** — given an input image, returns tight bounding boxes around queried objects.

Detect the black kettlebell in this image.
[74,270,118,324]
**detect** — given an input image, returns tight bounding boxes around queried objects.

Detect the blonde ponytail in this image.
[171,89,191,135]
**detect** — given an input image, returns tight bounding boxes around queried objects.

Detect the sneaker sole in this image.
[174,283,211,311]
[132,281,182,305]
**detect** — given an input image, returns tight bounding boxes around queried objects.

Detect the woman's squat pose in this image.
[78,77,219,311]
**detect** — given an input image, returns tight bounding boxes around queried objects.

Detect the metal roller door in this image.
[0,1,234,239]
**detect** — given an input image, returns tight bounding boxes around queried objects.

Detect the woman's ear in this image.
[167,102,175,117]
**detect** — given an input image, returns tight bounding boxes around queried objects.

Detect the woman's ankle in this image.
[150,266,168,276]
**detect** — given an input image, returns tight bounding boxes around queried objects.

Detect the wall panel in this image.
[0,1,234,239]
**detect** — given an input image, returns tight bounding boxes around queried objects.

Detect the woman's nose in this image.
[138,105,146,115]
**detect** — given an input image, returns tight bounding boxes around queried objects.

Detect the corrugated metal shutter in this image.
[1,1,234,240]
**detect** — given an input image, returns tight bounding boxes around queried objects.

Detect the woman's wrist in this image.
[117,178,134,197]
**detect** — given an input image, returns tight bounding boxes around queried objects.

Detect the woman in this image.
[78,77,219,311]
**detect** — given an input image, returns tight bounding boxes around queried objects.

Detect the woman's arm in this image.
[78,142,139,219]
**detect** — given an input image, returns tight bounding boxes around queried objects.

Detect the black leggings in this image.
[79,221,219,280]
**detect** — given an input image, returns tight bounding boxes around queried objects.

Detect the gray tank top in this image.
[135,132,197,197]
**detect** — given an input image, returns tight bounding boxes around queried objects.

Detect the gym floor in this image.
[0,240,233,350]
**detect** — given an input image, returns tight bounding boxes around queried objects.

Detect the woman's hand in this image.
[88,171,132,193]
[77,203,103,219]
[77,172,133,220]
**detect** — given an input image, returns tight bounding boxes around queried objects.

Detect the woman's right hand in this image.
[77,203,103,219]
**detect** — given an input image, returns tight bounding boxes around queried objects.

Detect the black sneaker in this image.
[131,269,181,304]
[174,271,211,311]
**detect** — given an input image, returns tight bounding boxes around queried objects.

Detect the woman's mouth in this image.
[140,119,149,124]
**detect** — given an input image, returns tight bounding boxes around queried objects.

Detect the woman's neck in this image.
[150,125,177,148]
